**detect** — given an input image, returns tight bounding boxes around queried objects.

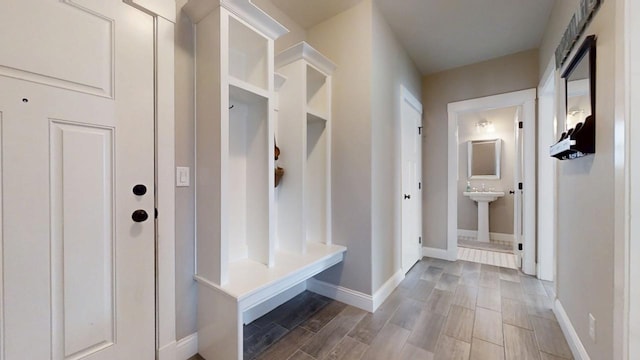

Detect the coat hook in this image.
[229,105,234,110]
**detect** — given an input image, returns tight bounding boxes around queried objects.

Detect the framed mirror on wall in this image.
[550,35,597,160]
[564,35,596,132]
[468,139,501,179]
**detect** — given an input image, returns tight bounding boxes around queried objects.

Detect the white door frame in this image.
[122,1,178,359]
[537,58,558,282]
[615,0,636,357]
[400,86,423,273]
[447,89,536,274]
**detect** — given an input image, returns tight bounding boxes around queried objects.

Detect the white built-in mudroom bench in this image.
[183,1,344,359]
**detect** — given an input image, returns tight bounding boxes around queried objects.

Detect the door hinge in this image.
[155,208,158,219]
[518,121,523,129]
[418,182,422,190]
[418,126,423,135]
[518,243,523,251]
[419,236,422,244]
[518,182,523,190]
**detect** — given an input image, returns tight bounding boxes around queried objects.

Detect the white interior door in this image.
[401,91,422,273]
[0,1,156,359]
[514,107,524,268]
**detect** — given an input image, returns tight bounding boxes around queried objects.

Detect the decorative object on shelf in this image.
[274,136,280,160]
[555,0,602,68]
[275,166,285,187]
[551,35,596,160]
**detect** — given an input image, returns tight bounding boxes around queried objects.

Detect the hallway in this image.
[235,257,571,359]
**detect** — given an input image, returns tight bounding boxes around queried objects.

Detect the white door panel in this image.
[401,94,422,273]
[0,1,155,359]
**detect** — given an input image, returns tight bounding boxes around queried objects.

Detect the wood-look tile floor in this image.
[196,257,571,360]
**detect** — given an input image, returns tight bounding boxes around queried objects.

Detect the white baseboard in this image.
[458,229,514,242]
[157,340,177,360]
[423,246,456,261]
[553,299,590,360]
[176,333,198,360]
[372,270,404,312]
[307,278,373,312]
[243,281,307,324]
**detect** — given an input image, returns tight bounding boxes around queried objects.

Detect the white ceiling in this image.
[268,0,556,75]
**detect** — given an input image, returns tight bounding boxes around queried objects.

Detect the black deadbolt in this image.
[133,184,147,196]
[132,209,149,223]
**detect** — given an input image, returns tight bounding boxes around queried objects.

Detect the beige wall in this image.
[252,0,306,53]
[306,0,374,294]
[538,0,580,76]
[371,2,422,292]
[422,50,539,250]
[540,1,617,358]
[458,107,516,235]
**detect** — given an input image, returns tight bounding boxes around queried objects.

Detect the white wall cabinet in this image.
[183,2,344,359]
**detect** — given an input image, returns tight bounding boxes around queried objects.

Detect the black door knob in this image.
[132,209,149,222]
[133,184,147,196]
[509,190,516,194]
[404,194,411,199]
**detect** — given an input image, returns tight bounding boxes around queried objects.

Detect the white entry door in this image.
[401,88,423,273]
[0,1,156,359]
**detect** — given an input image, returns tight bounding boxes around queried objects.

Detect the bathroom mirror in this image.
[468,139,501,179]
[563,35,596,131]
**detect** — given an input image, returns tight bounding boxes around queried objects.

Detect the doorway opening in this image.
[447,89,536,274]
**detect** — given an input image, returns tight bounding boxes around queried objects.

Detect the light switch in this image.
[176,167,190,187]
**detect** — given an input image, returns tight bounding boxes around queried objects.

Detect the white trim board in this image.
[372,270,405,311]
[307,278,373,312]
[155,16,178,359]
[306,269,404,313]
[457,229,515,243]
[176,333,199,360]
[422,247,456,261]
[447,89,537,275]
[554,299,591,360]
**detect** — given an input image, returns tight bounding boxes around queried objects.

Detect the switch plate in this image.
[589,313,596,342]
[176,167,190,187]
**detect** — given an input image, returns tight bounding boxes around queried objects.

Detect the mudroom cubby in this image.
[275,42,336,253]
[183,2,345,359]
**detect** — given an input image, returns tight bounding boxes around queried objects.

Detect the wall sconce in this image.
[475,119,495,133]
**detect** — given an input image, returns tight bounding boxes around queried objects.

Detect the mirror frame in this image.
[467,139,502,180]
[562,35,596,130]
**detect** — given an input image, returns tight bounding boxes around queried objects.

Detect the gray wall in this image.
[539,0,616,358]
[305,0,422,295]
[371,2,422,292]
[457,107,516,235]
[421,50,539,250]
[306,0,374,295]
[175,0,197,340]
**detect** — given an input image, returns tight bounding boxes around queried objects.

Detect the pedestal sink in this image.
[463,191,505,242]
